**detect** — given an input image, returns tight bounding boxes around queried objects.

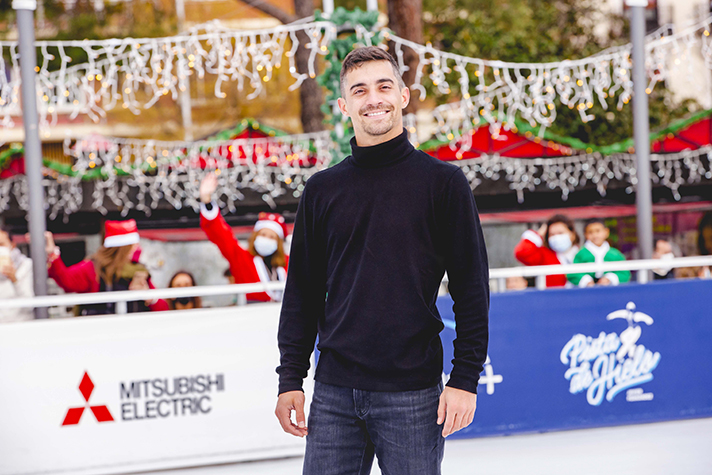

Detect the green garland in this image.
[315,7,383,165]
[420,108,712,155]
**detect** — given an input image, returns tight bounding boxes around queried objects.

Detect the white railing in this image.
[487,255,712,291]
[4,256,712,314]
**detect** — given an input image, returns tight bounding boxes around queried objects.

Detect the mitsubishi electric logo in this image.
[61,371,226,427]
[62,372,115,426]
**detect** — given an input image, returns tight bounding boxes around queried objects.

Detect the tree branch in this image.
[238,0,297,25]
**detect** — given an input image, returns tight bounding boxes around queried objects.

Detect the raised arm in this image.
[199,173,252,266]
[45,232,97,294]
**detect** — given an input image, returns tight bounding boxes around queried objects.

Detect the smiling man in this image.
[275,46,490,474]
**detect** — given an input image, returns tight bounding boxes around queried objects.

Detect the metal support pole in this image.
[175,0,193,141]
[323,0,334,15]
[628,0,653,282]
[366,0,378,12]
[14,0,49,319]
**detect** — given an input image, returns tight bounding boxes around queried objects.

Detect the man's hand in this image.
[598,277,611,286]
[437,386,477,438]
[199,173,218,204]
[275,390,308,438]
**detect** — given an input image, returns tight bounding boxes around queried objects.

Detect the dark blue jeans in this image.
[303,380,445,475]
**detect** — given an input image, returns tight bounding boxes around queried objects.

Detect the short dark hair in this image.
[584,218,607,231]
[0,224,13,239]
[340,46,405,97]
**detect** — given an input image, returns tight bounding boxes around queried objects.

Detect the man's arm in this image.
[440,169,490,436]
[275,182,326,437]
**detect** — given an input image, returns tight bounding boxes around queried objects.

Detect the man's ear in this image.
[401,86,411,110]
[337,97,349,118]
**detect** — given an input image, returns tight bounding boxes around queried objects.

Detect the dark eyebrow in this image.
[349,78,395,92]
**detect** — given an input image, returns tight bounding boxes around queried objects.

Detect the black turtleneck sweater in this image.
[277,129,489,395]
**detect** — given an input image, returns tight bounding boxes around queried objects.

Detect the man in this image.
[275,46,489,474]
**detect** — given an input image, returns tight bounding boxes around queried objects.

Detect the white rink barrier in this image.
[0,304,311,475]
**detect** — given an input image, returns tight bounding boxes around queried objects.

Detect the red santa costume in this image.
[514,229,579,288]
[200,204,289,302]
[48,220,169,313]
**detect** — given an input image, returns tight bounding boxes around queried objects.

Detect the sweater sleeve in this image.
[442,169,490,395]
[567,249,595,287]
[48,258,97,294]
[200,205,253,266]
[276,182,326,395]
[15,258,35,321]
[514,230,547,266]
[606,248,631,284]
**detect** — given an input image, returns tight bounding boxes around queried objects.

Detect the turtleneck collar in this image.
[349,128,414,169]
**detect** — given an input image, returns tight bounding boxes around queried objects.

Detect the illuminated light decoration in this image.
[453,146,712,203]
[386,17,712,140]
[0,21,336,130]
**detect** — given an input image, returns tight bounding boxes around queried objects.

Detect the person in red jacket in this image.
[199,173,289,302]
[514,214,580,288]
[46,219,169,315]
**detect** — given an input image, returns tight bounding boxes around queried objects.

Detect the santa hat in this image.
[253,212,287,240]
[104,219,140,248]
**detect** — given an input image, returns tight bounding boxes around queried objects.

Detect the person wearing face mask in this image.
[652,239,676,280]
[0,225,34,323]
[514,214,581,288]
[46,219,169,315]
[199,173,289,302]
[167,271,203,310]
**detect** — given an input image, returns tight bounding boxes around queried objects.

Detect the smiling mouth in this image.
[363,110,390,118]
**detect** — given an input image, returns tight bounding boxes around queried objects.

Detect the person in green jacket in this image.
[568,218,631,287]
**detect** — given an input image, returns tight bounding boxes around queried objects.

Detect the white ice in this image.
[141,417,712,475]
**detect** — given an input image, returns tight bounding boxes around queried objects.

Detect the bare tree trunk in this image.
[237,0,325,132]
[294,0,325,132]
[387,0,423,114]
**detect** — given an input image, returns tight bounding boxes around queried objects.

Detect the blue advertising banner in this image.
[438,279,712,439]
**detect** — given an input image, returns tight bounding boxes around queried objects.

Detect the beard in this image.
[358,103,398,137]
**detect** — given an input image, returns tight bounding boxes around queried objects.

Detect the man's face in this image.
[585,223,610,247]
[337,60,410,146]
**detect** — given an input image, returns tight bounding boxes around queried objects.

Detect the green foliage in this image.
[422,0,699,146]
[315,7,382,164]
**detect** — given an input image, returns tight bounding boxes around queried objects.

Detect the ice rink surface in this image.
[144,417,712,475]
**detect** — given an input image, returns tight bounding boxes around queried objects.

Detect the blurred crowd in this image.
[3,182,712,319]
[508,211,712,290]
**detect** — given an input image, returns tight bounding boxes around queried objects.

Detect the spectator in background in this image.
[505,275,529,291]
[652,239,676,280]
[568,218,631,287]
[199,173,289,302]
[697,212,712,278]
[167,271,202,310]
[514,214,580,288]
[46,220,169,315]
[0,225,34,323]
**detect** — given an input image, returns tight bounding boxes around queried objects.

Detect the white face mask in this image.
[653,252,675,276]
[548,233,573,253]
[254,236,278,257]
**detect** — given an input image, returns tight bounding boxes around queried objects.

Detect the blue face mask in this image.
[548,233,572,253]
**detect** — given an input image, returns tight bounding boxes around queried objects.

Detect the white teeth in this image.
[365,110,388,117]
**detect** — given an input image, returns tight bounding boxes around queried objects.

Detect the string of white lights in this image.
[2,16,712,136]
[386,15,712,141]
[0,131,332,219]
[0,20,336,131]
[455,146,712,203]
